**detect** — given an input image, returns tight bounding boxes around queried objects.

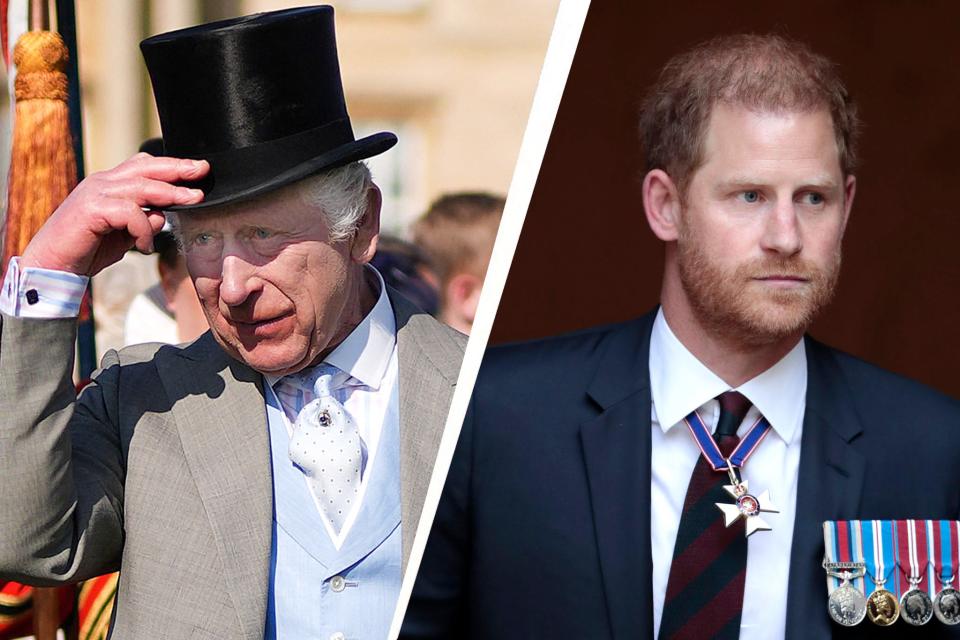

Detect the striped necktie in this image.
[659,391,752,639]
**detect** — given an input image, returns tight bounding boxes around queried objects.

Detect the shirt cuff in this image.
[0,256,89,318]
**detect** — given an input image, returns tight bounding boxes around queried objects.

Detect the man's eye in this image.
[803,192,825,205]
[741,190,760,204]
[194,233,212,245]
[253,228,272,240]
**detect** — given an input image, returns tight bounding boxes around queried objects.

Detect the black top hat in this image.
[140,6,396,211]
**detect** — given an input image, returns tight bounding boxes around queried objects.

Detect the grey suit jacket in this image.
[0,289,464,639]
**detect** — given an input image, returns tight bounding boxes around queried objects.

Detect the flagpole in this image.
[27,0,43,29]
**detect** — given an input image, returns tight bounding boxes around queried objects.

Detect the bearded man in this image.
[0,8,464,639]
[401,34,960,639]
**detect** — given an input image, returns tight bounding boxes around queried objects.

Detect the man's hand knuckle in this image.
[86,170,106,184]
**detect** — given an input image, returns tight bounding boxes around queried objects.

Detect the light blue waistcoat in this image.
[263,383,401,640]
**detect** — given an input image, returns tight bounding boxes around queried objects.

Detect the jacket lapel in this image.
[157,333,273,640]
[389,290,463,570]
[579,312,657,640]
[330,396,402,575]
[785,337,866,640]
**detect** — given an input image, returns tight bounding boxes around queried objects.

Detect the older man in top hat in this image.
[0,6,464,639]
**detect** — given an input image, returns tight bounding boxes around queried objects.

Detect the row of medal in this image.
[822,519,960,627]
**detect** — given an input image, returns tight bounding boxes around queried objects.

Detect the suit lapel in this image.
[157,333,273,640]
[785,337,866,640]
[579,312,657,640]
[389,290,463,570]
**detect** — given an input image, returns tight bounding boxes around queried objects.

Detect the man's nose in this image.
[219,253,258,307]
[760,199,803,256]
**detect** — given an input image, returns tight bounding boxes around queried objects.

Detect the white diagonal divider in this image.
[388,0,592,636]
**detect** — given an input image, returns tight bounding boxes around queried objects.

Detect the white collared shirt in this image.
[649,308,806,640]
[265,266,399,546]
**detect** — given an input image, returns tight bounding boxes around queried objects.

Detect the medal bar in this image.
[822,520,960,627]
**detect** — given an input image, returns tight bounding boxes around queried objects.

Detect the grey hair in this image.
[166,161,373,248]
[296,161,374,241]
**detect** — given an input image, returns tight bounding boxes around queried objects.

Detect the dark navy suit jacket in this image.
[401,310,960,639]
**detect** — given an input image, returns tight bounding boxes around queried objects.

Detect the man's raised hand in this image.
[19,153,209,276]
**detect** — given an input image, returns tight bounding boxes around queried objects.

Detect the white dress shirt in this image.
[649,308,806,640]
[265,267,399,548]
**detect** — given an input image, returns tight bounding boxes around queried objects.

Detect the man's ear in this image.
[840,174,856,236]
[443,271,483,334]
[643,169,683,241]
[350,184,382,264]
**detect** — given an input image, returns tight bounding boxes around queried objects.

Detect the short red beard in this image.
[676,229,841,347]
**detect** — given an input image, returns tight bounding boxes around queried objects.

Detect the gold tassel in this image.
[3,29,77,269]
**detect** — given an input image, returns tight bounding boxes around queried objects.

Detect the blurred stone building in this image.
[54,0,556,357]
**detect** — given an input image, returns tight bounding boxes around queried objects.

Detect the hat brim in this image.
[166,131,397,212]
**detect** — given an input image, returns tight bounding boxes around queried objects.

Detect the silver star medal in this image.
[715,462,779,537]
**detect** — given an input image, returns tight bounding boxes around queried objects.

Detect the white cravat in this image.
[288,364,362,535]
[649,308,807,640]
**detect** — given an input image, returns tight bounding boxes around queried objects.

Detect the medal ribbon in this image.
[937,520,960,586]
[954,520,959,587]
[849,520,866,594]
[897,520,931,595]
[890,519,904,597]
[926,520,937,597]
[955,521,960,586]
[859,521,876,593]
[865,520,898,596]
[683,409,771,471]
[895,520,909,594]
[823,521,837,592]
[947,522,960,589]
